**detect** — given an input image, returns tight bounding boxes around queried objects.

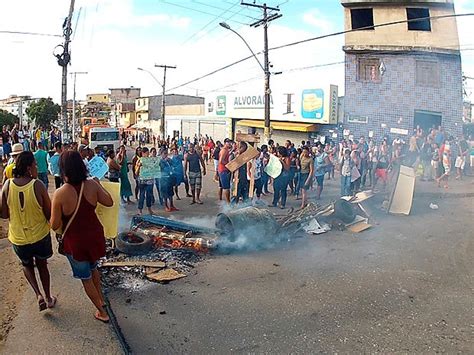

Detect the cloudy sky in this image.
[1,0,473,102]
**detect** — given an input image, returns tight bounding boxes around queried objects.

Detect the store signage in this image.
[328,85,338,123]
[216,96,226,115]
[301,89,324,119]
[234,95,273,109]
[347,114,368,124]
[390,127,409,135]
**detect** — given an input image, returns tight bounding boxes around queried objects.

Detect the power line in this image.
[182,1,240,45]
[190,0,259,21]
[157,0,248,26]
[167,12,474,93]
[0,30,62,37]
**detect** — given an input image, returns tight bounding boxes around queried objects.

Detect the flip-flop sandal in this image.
[47,296,57,309]
[94,312,110,324]
[38,298,47,312]
[190,201,196,205]
[196,201,203,205]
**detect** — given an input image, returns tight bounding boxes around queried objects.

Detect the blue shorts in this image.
[315,174,325,187]
[66,254,98,280]
[218,171,231,190]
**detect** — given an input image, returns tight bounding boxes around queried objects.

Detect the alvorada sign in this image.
[206,85,339,125]
[234,95,274,109]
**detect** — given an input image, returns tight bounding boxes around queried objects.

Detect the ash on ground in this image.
[100,246,204,291]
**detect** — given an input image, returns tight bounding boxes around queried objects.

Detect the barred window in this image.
[357,58,381,83]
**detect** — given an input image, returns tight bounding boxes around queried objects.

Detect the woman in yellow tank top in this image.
[1,151,57,311]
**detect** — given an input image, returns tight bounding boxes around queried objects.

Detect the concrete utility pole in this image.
[154,64,176,139]
[241,2,281,140]
[70,71,87,142]
[57,0,75,141]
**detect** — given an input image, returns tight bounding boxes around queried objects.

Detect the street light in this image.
[219,21,272,139]
[137,67,163,87]
[219,22,265,73]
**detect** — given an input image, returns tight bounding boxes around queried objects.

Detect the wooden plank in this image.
[233,168,239,197]
[146,268,186,282]
[101,261,166,268]
[249,158,255,198]
[225,145,259,173]
[235,132,260,143]
[348,222,372,233]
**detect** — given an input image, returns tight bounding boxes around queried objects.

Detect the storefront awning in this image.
[236,119,318,132]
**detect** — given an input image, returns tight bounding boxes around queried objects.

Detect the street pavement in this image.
[3,148,473,353]
[109,154,474,353]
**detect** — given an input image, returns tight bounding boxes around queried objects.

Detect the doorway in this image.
[414,110,442,134]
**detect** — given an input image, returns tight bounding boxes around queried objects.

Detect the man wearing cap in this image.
[217,138,233,203]
[2,143,23,184]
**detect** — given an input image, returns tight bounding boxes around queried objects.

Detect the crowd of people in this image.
[0,124,471,325]
[1,124,62,161]
[101,127,472,215]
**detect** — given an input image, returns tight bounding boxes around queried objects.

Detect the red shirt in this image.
[218,147,230,173]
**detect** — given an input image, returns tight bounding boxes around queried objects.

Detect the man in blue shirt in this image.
[34,142,49,188]
[47,142,63,189]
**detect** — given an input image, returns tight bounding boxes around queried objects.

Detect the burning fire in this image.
[133,224,214,253]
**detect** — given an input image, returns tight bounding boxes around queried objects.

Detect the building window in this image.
[357,58,381,82]
[416,60,440,87]
[407,8,431,31]
[351,9,374,30]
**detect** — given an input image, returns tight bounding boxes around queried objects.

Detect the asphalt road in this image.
[108,193,474,353]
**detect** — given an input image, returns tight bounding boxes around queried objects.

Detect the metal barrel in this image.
[215,207,280,243]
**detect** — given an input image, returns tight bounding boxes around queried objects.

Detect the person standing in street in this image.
[48,142,63,189]
[135,147,155,215]
[270,146,291,209]
[298,146,314,208]
[170,146,187,200]
[159,148,178,212]
[1,151,56,311]
[131,147,142,200]
[218,138,232,203]
[231,142,250,205]
[314,143,330,200]
[184,143,206,205]
[106,149,121,183]
[117,145,133,204]
[50,150,113,323]
[2,125,11,160]
[34,142,49,189]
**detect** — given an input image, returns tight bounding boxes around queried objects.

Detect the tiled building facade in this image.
[342,51,463,139]
[335,0,463,142]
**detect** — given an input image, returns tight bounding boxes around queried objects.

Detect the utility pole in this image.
[70,71,87,142]
[154,64,176,139]
[241,2,281,140]
[55,0,75,142]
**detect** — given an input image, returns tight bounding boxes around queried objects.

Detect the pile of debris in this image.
[100,215,216,289]
[100,192,377,289]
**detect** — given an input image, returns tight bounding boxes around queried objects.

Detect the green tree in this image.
[26,97,61,128]
[0,109,18,128]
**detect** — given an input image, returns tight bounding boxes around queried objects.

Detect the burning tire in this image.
[115,232,153,256]
[332,199,356,223]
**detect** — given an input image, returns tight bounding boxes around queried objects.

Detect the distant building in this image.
[86,93,109,104]
[0,95,40,128]
[109,87,141,104]
[341,0,463,140]
[134,94,205,138]
[117,103,136,128]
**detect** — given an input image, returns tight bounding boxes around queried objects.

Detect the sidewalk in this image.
[2,247,122,354]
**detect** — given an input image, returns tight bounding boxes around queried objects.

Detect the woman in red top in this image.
[50,150,113,323]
